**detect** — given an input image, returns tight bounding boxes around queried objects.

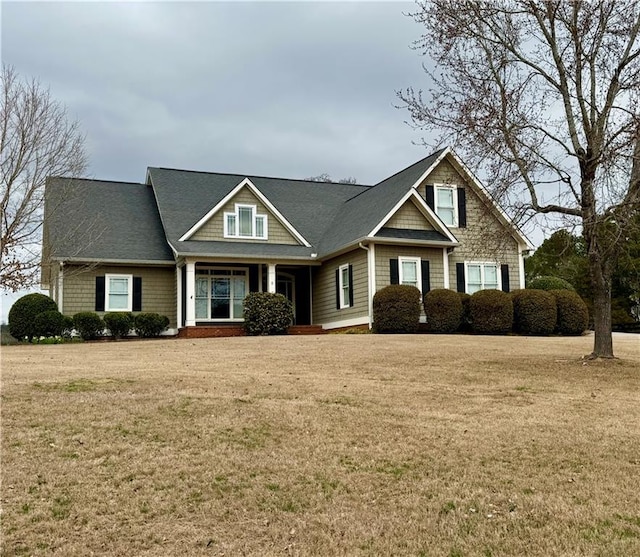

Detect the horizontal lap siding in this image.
[375,245,444,292]
[385,200,434,230]
[416,159,523,291]
[62,265,177,327]
[312,249,368,325]
[192,189,300,245]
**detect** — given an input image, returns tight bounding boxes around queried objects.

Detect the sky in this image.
[3,0,444,321]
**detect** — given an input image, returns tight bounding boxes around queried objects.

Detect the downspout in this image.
[358,242,375,329]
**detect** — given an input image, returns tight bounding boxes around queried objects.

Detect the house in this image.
[41,147,533,336]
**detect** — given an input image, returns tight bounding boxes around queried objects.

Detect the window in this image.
[195,268,248,320]
[105,274,133,311]
[339,264,351,309]
[466,262,499,294]
[224,204,267,239]
[399,257,422,290]
[435,186,458,227]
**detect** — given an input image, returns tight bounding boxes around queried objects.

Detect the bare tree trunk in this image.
[589,257,614,359]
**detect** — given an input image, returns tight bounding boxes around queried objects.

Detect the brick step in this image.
[287,325,326,335]
[177,324,326,338]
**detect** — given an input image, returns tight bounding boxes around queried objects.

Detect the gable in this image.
[191,186,301,245]
[384,198,435,231]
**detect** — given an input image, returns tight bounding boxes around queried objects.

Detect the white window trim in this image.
[465,261,501,293]
[338,264,351,309]
[194,267,249,321]
[434,184,459,228]
[223,203,268,240]
[105,273,133,312]
[398,256,422,292]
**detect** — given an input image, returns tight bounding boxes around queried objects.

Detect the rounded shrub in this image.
[511,289,557,336]
[550,289,589,335]
[423,288,462,333]
[528,275,575,291]
[103,312,134,339]
[458,292,472,332]
[134,313,170,338]
[243,292,293,335]
[373,285,421,334]
[73,312,105,340]
[469,290,513,335]
[8,293,58,341]
[33,310,66,339]
[62,315,75,338]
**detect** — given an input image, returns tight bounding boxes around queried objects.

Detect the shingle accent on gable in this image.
[384,199,435,231]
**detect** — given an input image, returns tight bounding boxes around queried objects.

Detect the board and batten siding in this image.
[385,199,434,230]
[374,245,445,293]
[416,158,523,291]
[312,249,368,326]
[62,265,177,328]
[191,188,300,245]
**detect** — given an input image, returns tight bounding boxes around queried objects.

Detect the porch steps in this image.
[287,325,326,335]
[177,325,325,339]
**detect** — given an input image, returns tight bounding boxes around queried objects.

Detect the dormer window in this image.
[224,204,267,239]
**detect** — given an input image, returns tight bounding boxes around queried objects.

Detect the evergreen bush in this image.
[134,313,170,338]
[511,289,557,335]
[373,285,421,333]
[243,292,293,335]
[550,289,589,335]
[469,290,513,335]
[73,312,105,340]
[423,288,462,333]
[528,275,575,291]
[103,312,134,339]
[33,310,66,339]
[8,293,58,341]
[458,292,472,332]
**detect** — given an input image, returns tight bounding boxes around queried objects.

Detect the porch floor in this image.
[177,325,325,339]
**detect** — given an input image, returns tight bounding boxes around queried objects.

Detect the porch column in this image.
[367,243,376,329]
[185,261,196,326]
[176,265,183,328]
[443,248,450,289]
[267,263,277,293]
[57,262,64,313]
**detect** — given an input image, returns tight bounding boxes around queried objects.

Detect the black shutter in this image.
[133,277,142,311]
[421,260,431,293]
[249,264,259,292]
[95,276,105,311]
[335,268,341,310]
[501,264,510,293]
[348,264,354,307]
[390,259,399,285]
[457,188,467,227]
[456,263,466,293]
[425,185,435,210]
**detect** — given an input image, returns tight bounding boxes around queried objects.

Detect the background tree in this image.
[398,1,640,358]
[306,173,358,185]
[1,65,87,292]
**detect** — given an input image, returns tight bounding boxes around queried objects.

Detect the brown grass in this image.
[1,333,639,556]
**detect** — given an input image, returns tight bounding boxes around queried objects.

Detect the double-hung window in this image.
[105,274,133,311]
[195,268,248,320]
[224,204,267,239]
[435,186,458,227]
[398,257,421,290]
[339,264,351,309]
[466,263,499,294]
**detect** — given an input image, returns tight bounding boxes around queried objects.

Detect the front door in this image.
[277,272,296,324]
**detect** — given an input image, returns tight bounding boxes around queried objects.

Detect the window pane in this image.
[484,265,498,287]
[439,208,455,226]
[468,265,481,283]
[233,299,244,319]
[195,299,208,319]
[437,188,454,208]
[109,294,128,310]
[468,284,481,295]
[402,261,417,283]
[212,278,230,298]
[211,299,230,318]
[256,215,265,238]
[109,278,128,294]
[196,278,208,298]
[238,207,253,236]
[227,214,236,236]
[232,277,246,299]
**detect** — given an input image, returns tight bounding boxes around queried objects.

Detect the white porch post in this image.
[176,265,183,328]
[367,243,376,329]
[57,262,64,313]
[185,261,196,326]
[267,263,277,293]
[443,248,450,289]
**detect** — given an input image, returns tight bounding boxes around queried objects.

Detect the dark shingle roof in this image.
[44,178,174,262]
[376,227,450,242]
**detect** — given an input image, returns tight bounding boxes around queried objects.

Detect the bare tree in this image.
[398,1,640,358]
[1,65,87,292]
[306,173,358,184]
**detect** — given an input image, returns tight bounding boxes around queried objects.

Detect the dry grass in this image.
[1,333,639,556]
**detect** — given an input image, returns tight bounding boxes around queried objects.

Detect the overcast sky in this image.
[3,0,442,321]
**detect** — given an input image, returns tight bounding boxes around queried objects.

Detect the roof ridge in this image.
[48,176,146,186]
[149,166,371,187]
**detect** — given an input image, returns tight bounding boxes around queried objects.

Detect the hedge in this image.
[550,289,589,335]
[243,292,293,335]
[134,313,170,338]
[511,289,557,336]
[424,288,462,333]
[33,310,67,339]
[103,312,134,339]
[8,293,58,341]
[373,285,421,333]
[469,290,513,335]
[73,312,105,340]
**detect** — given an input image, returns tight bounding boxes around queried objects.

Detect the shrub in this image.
[73,312,105,340]
[423,289,462,333]
[62,316,75,339]
[8,293,58,341]
[550,290,589,335]
[103,312,134,339]
[469,290,513,335]
[458,292,472,332]
[33,310,66,338]
[511,289,557,336]
[528,276,575,291]
[373,285,421,334]
[134,312,170,338]
[243,292,293,335]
